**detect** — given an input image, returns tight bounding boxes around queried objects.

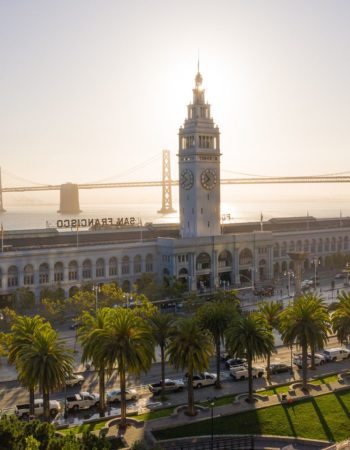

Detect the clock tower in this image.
[178,69,221,237]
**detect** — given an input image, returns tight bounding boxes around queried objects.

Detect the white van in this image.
[322,348,350,362]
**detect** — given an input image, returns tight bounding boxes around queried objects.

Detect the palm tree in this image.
[332,291,350,345]
[257,301,283,381]
[95,308,154,427]
[78,307,112,416]
[17,326,73,421]
[197,300,238,388]
[225,314,274,402]
[167,317,213,416]
[8,315,49,416]
[307,295,329,370]
[149,312,174,397]
[279,294,330,390]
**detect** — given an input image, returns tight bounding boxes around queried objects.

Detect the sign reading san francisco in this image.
[56,217,138,229]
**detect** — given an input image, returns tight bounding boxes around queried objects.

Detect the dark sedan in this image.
[269,363,291,374]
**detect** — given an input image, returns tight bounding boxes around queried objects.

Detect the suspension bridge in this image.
[1,150,350,214]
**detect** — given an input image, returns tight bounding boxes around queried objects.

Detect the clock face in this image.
[201,168,217,190]
[180,169,194,190]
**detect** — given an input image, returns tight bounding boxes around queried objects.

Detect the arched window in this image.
[218,250,232,268]
[304,240,309,252]
[281,242,287,257]
[337,237,342,252]
[145,254,153,273]
[96,258,105,278]
[23,264,34,285]
[296,240,302,252]
[289,241,295,252]
[196,253,211,270]
[122,256,130,275]
[239,248,253,266]
[325,238,330,252]
[273,243,280,258]
[344,236,349,251]
[39,263,49,284]
[331,237,336,252]
[318,239,323,253]
[133,255,142,274]
[68,260,78,281]
[8,265,18,287]
[109,257,118,276]
[82,259,92,279]
[310,239,316,253]
[54,262,64,282]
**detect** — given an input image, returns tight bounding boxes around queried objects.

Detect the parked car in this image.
[269,363,292,374]
[321,348,350,362]
[65,373,85,387]
[66,392,100,411]
[334,273,346,279]
[293,353,325,368]
[106,388,137,403]
[15,399,61,419]
[307,353,327,365]
[184,372,217,388]
[149,379,184,395]
[230,366,264,381]
[301,280,313,289]
[225,357,247,369]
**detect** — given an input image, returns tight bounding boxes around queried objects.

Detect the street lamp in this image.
[92,284,101,311]
[284,270,294,298]
[124,292,133,308]
[207,398,216,450]
[311,257,320,291]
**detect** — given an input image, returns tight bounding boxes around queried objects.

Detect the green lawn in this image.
[153,390,350,443]
[260,374,338,396]
[58,419,110,435]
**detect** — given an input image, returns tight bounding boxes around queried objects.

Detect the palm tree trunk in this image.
[187,372,196,416]
[119,368,127,428]
[160,344,165,397]
[302,343,308,390]
[215,338,221,389]
[29,385,35,416]
[266,353,271,383]
[248,357,253,403]
[99,366,106,416]
[43,388,50,422]
[310,343,316,370]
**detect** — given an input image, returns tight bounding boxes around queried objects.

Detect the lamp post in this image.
[284,270,294,298]
[311,257,320,291]
[124,292,133,308]
[210,401,215,450]
[92,284,101,311]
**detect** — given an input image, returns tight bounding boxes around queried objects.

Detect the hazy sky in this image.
[1,0,350,192]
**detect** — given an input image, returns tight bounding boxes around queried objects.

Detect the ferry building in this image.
[1,71,350,302]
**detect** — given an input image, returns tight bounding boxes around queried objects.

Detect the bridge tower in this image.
[58,183,81,214]
[158,149,176,214]
[0,167,5,213]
